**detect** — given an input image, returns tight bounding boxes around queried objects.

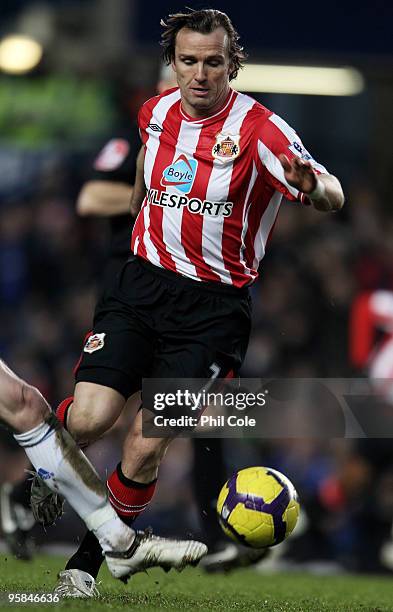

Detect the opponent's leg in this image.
[0,360,132,551]
[29,378,127,527]
[30,381,127,525]
[1,360,206,587]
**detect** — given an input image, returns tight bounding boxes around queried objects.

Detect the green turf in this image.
[0,555,392,611]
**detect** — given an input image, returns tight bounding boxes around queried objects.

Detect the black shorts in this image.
[75,256,252,401]
[100,254,128,294]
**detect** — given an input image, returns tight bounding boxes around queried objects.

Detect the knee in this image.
[67,395,123,444]
[67,401,102,444]
[12,383,49,432]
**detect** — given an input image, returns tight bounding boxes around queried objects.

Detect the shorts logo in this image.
[84,333,106,354]
[212,133,240,160]
[161,155,198,194]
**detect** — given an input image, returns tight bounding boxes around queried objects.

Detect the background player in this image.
[345,290,393,571]
[350,290,393,400]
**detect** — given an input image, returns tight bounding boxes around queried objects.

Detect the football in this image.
[216,466,300,548]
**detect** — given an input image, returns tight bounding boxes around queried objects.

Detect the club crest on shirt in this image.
[161,155,198,194]
[83,333,106,354]
[212,133,240,160]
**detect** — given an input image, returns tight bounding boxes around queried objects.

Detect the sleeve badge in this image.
[93,139,130,171]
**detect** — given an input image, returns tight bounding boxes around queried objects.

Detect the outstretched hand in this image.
[279,154,318,196]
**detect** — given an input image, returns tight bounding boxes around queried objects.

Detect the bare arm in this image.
[279,154,345,212]
[76,181,133,217]
[130,147,146,218]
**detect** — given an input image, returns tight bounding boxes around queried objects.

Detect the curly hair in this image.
[160,8,247,81]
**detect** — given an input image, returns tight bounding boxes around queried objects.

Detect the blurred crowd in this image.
[0,112,392,574]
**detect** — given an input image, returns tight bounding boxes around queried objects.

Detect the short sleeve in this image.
[257,113,328,202]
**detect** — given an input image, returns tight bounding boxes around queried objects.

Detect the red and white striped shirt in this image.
[131,87,327,288]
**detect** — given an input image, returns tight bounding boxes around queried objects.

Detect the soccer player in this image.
[38,6,344,595]
[0,359,207,590]
[54,65,264,590]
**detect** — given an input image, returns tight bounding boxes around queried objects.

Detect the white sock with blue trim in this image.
[14,416,134,551]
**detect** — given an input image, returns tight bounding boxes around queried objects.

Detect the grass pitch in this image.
[0,554,392,611]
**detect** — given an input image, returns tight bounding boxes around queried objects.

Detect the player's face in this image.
[172,27,232,118]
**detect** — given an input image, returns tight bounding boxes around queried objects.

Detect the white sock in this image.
[14,415,134,551]
[91,514,134,553]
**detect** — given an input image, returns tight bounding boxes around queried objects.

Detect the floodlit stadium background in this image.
[0,0,392,572]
